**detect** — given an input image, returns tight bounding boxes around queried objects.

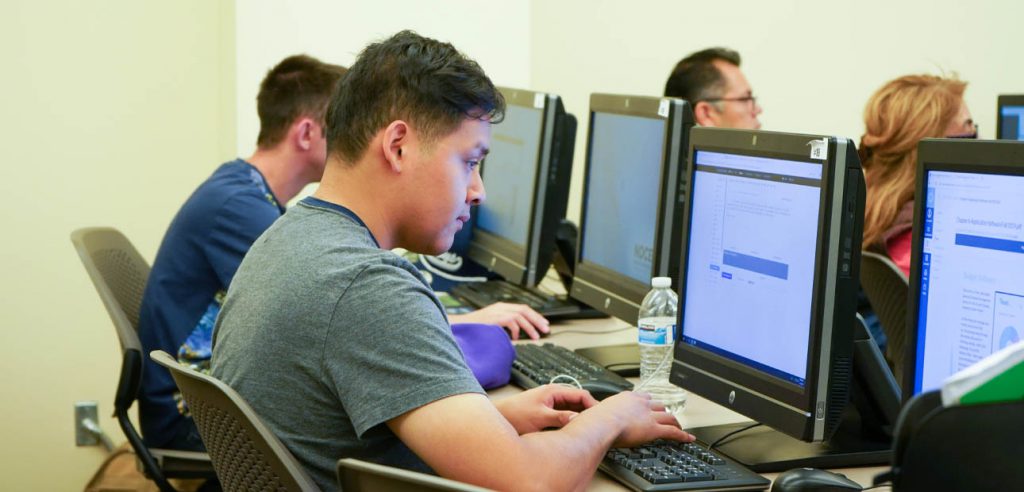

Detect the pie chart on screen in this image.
[999,326,1020,350]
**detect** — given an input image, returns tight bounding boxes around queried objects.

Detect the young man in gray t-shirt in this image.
[212,30,694,491]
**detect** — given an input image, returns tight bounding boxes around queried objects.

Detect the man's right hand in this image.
[589,391,695,448]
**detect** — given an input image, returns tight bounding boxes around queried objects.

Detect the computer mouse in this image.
[770,468,862,492]
[579,379,633,400]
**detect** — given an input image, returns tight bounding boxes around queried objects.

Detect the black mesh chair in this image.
[859,250,910,386]
[150,350,320,492]
[71,227,215,492]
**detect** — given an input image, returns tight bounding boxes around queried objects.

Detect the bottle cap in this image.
[651,277,671,288]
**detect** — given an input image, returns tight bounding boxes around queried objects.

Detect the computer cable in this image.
[634,346,675,393]
[603,362,641,373]
[707,422,763,450]
[424,251,463,272]
[544,325,635,337]
[548,374,584,390]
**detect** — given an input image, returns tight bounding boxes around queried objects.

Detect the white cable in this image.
[634,346,673,392]
[425,252,463,272]
[548,374,583,389]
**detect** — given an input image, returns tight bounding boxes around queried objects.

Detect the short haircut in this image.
[663,47,742,103]
[326,30,505,164]
[256,55,347,148]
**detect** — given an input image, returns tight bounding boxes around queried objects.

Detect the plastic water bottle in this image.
[638,276,687,414]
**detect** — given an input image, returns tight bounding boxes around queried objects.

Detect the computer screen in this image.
[907,139,1024,398]
[476,103,541,246]
[683,150,824,387]
[570,93,693,324]
[580,112,664,283]
[997,95,1024,141]
[671,128,896,472]
[465,87,576,286]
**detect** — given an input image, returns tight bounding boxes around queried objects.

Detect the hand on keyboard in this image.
[586,392,695,449]
[449,302,550,340]
[494,384,598,434]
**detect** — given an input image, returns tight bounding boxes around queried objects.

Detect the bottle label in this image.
[638,317,676,345]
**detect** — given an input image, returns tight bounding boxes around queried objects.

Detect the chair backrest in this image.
[70,227,149,353]
[859,250,910,386]
[72,227,183,492]
[336,458,491,492]
[150,350,320,492]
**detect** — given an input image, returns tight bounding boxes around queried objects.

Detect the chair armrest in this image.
[149,448,217,479]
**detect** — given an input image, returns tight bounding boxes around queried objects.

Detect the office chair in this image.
[71,227,215,492]
[150,350,320,492]
[337,458,490,492]
[859,250,910,387]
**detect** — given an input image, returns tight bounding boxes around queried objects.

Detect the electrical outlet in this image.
[75,401,100,446]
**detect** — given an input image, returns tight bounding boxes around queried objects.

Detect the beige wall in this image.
[530,0,1024,222]
[234,0,532,174]
[0,1,235,489]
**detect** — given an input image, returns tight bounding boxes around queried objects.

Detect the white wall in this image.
[235,0,533,159]
[530,0,1024,221]
[0,1,235,489]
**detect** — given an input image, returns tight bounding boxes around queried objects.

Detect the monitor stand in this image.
[688,322,898,472]
[688,408,890,473]
[575,343,640,377]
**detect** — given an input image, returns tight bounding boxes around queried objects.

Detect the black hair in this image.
[663,47,742,103]
[326,30,505,164]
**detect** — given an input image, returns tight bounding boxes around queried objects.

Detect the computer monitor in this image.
[997,95,1024,141]
[569,93,694,325]
[671,128,898,472]
[906,139,1024,399]
[467,87,577,286]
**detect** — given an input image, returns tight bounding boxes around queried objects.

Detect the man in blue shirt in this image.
[138,55,347,451]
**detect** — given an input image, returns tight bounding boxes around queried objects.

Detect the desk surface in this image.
[488,315,890,491]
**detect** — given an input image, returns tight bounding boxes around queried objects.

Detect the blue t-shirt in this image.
[138,159,284,449]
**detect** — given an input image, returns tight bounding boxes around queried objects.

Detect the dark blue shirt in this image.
[138,159,284,449]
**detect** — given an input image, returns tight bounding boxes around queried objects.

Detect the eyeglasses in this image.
[946,122,979,139]
[700,95,757,108]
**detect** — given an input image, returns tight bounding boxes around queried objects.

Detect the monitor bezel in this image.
[996,94,1024,140]
[672,128,853,440]
[569,93,691,325]
[467,87,557,285]
[905,138,1024,399]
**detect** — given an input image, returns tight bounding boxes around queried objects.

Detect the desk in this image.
[488,316,890,491]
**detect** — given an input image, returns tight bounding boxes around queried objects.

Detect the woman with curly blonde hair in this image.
[860,74,975,275]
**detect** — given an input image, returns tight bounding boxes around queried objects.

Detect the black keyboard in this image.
[450,280,604,320]
[511,343,633,400]
[602,440,769,491]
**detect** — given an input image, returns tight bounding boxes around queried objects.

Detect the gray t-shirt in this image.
[211,197,485,491]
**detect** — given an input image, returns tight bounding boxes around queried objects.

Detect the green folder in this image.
[941,342,1024,406]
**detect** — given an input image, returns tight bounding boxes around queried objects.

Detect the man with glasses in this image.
[664,47,762,129]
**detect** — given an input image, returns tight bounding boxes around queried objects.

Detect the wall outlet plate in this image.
[75,401,100,446]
